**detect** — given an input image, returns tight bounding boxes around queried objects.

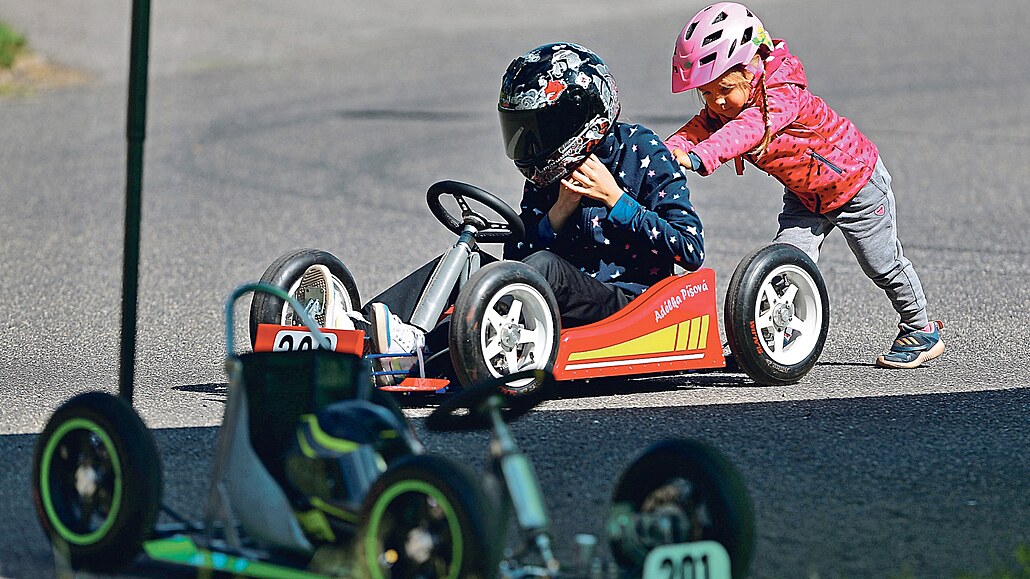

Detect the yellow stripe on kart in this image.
[568,315,709,362]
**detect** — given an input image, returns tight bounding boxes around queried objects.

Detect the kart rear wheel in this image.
[249,248,361,346]
[724,243,829,386]
[608,438,754,579]
[357,454,500,579]
[32,391,162,573]
[449,261,559,397]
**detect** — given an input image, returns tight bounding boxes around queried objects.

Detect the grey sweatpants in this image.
[773,157,929,331]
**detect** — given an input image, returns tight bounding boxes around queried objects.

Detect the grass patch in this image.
[886,545,1030,579]
[0,21,87,94]
[953,544,1030,579]
[0,20,26,69]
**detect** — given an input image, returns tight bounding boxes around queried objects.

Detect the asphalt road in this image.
[0,0,1027,577]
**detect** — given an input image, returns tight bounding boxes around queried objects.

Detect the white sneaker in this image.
[370,303,425,384]
[331,308,372,332]
[289,265,335,327]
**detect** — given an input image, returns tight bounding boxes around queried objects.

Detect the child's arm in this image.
[671,149,704,172]
[665,113,711,155]
[561,155,623,209]
[545,183,583,233]
[503,182,563,260]
[688,83,802,174]
[565,140,704,271]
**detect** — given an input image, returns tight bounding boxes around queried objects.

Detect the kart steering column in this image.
[486,395,560,575]
[409,225,480,331]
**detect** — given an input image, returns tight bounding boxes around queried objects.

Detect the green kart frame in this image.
[32,284,755,578]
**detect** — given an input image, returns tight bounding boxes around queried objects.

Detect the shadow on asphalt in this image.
[171,368,761,409]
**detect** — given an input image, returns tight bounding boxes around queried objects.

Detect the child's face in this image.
[698,72,751,118]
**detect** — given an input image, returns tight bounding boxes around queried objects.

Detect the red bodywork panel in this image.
[380,378,450,393]
[254,268,724,389]
[552,268,725,381]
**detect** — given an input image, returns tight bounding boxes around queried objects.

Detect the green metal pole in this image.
[119,0,151,401]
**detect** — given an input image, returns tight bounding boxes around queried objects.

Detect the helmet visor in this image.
[499,93,590,167]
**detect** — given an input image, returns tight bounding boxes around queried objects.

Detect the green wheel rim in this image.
[364,479,464,579]
[39,418,123,545]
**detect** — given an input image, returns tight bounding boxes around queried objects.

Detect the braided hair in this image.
[695,54,773,158]
[751,67,772,157]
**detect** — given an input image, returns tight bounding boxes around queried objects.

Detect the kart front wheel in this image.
[608,438,754,579]
[249,248,361,346]
[724,243,829,385]
[357,454,501,579]
[32,391,162,572]
[449,261,559,397]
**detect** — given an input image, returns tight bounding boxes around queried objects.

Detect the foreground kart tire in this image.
[449,261,559,397]
[249,248,361,345]
[724,243,829,386]
[608,438,754,579]
[357,454,501,579]
[32,391,162,573]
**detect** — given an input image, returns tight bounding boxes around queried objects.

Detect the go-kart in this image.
[32,284,756,578]
[250,180,829,396]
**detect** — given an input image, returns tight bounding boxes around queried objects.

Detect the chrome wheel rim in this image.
[479,283,554,387]
[752,264,822,366]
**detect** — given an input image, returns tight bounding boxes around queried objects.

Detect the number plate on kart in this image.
[642,540,732,579]
[253,324,364,355]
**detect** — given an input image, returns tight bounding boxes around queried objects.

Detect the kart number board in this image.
[253,324,364,356]
[642,540,732,579]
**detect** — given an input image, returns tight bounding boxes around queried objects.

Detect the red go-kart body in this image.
[552,268,724,381]
[255,267,726,391]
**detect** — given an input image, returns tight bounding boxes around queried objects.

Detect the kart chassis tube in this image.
[409,227,480,331]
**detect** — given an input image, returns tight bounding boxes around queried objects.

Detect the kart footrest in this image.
[379,377,449,393]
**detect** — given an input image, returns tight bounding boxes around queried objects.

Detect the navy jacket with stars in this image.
[503,122,704,296]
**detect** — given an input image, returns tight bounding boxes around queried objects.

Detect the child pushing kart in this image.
[664,2,944,369]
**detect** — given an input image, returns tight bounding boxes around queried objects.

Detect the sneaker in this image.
[370,303,425,384]
[330,307,373,335]
[288,265,335,327]
[875,320,945,369]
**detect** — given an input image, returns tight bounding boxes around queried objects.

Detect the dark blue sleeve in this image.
[503,181,556,260]
[606,128,705,270]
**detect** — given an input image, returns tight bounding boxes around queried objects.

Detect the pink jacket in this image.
[665,41,878,214]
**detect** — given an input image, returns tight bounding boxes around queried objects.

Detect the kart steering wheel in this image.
[425,369,553,432]
[427,180,525,243]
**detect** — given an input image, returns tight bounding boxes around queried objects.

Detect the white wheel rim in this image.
[751,264,822,366]
[279,274,355,326]
[479,282,554,387]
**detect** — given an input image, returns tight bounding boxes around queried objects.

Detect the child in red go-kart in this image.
[296,42,707,383]
[497,42,705,329]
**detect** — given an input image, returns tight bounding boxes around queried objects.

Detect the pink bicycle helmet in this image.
[672,2,773,93]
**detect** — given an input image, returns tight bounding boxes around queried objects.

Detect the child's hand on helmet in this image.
[547,180,584,233]
[562,155,624,208]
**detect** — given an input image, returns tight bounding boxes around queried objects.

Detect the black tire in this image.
[724,243,829,386]
[32,391,162,572]
[249,248,361,346]
[449,261,560,398]
[608,438,754,579]
[356,454,501,579]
